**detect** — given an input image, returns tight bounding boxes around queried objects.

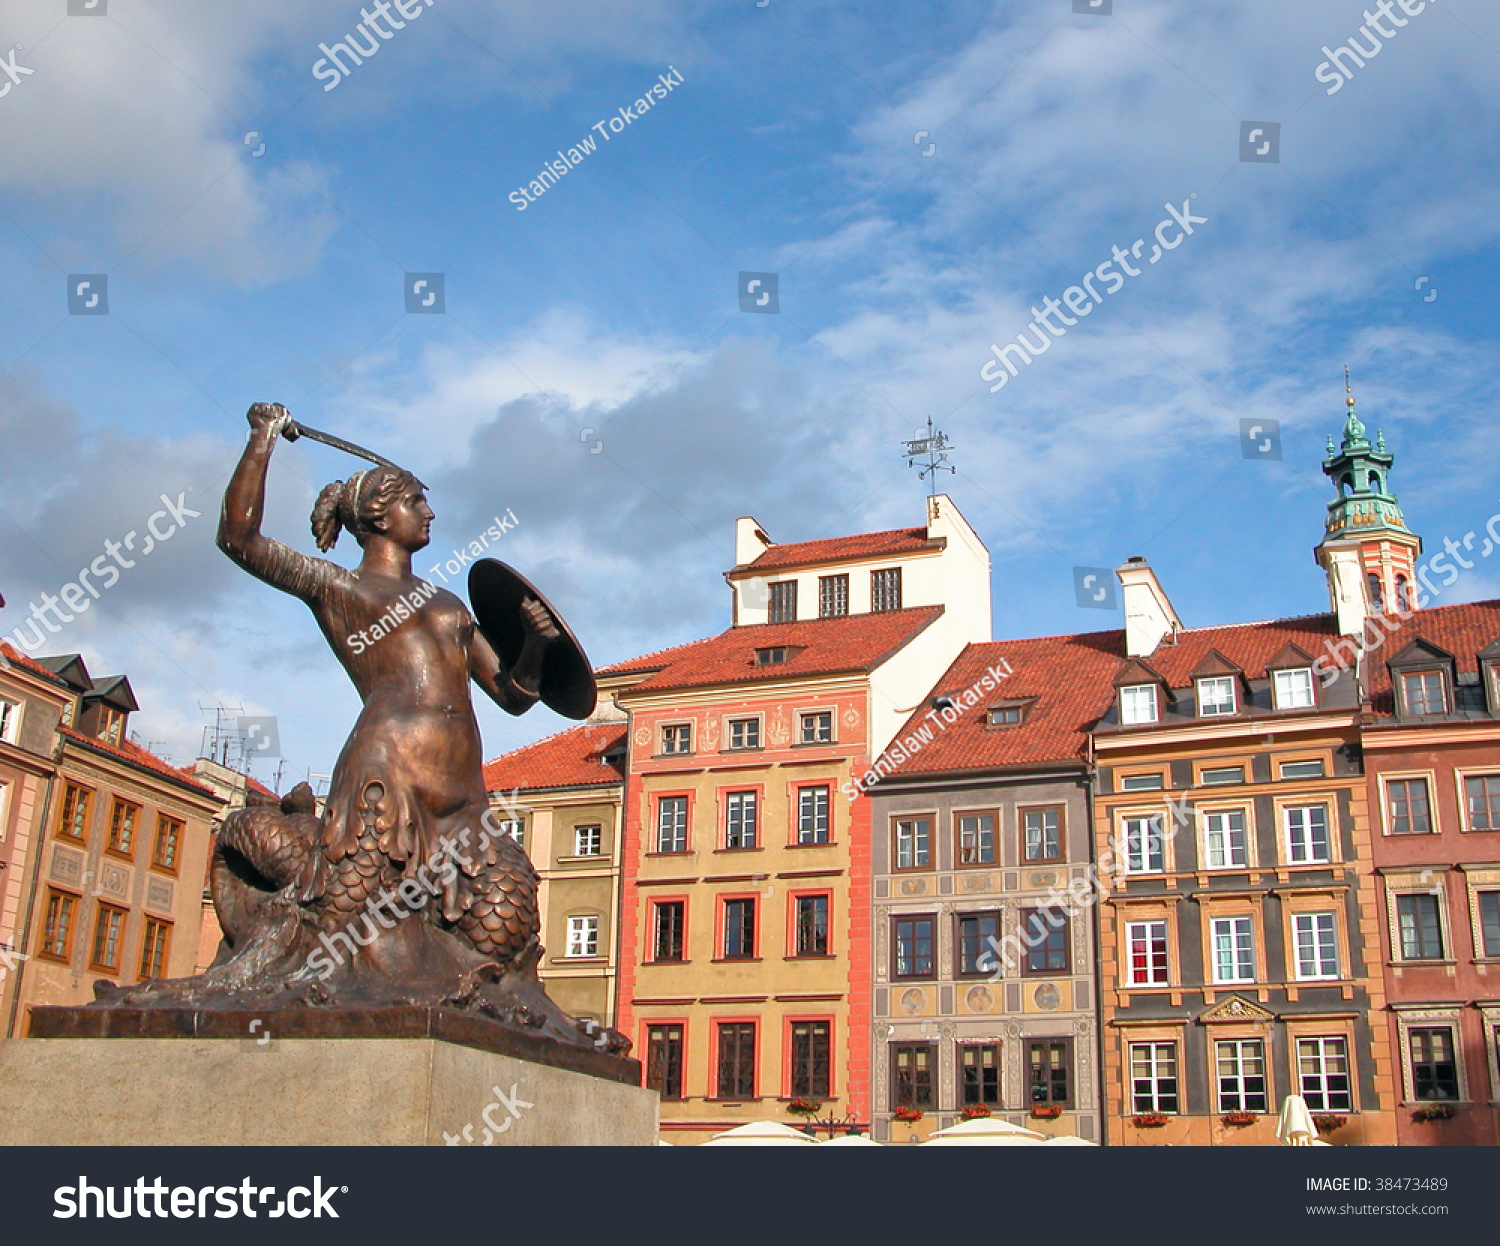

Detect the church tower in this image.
[1314,368,1422,634]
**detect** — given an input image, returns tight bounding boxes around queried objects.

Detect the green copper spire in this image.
[1319,366,1412,542]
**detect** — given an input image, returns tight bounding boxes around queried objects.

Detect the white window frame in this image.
[799,711,834,745]
[1125,920,1169,986]
[1393,889,1447,962]
[1129,1041,1179,1113]
[656,796,688,853]
[1119,772,1165,792]
[1284,804,1331,864]
[1279,758,1326,780]
[1202,809,1248,869]
[725,791,758,850]
[1120,684,1158,725]
[1215,1038,1269,1113]
[573,824,602,857]
[1273,667,1315,710]
[661,722,693,755]
[1121,814,1164,874]
[566,914,600,958]
[1196,676,1236,717]
[1200,765,1245,786]
[797,786,830,844]
[727,716,761,751]
[1291,912,1340,980]
[1210,916,1255,984]
[1460,772,1500,833]
[0,696,20,744]
[894,818,930,869]
[1297,1036,1353,1111]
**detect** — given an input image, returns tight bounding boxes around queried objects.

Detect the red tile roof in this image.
[601,606,944,694]
[61,726,218,798]
[1355,599,1500,717]
[0,642,73,689]
[743,527,932,571]
[886,631,1125,774]
[483,721,627,794]
[1127,614,1341,686]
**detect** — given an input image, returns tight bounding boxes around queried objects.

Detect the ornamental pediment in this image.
[1199,995,1275,1024]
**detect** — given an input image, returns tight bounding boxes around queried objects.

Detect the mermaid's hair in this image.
[310,466,423,552]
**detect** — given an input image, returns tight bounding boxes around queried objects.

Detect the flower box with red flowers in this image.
[961,1105,993,1120]
[893,1105,924,1123]
[1132,1112,1170,1128]
[1030,1104,1064,1120]
[787,1097,821,1118]
[1311,1113,1347,1133]
[1412,1103,1457,1123]
[1221,1111,1258,1127]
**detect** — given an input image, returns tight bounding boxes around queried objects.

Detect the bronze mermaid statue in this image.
[95,402,623,1053]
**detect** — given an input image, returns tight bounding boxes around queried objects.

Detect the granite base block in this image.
[0,1038,658,1146]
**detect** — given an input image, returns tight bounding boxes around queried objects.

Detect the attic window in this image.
[756,647,788,667]
[1196,676,1236,717]
[1120,685,1158,726]
[986,702,1029,728]
[1401,670,1447,717]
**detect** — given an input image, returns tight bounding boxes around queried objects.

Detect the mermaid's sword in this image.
[280,418,396,468]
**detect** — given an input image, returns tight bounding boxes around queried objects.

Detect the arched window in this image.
[1368,472,1382,493]
[1367,573,1384,613]
[1340,474,1353,497]
[1395,574,1412,612]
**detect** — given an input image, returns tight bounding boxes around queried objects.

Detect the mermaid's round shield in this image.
[468,559,597,720]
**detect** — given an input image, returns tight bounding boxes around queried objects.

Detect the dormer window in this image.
[1401,670,1447,717]
[755,647,788,667]
[1272,668,1315,711]
[1120,685,1158,725]
[97,706,125,746]
[1196,676,1236,717]
[986,705,1023,727]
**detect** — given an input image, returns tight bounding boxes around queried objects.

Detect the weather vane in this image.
[903,415,956,497]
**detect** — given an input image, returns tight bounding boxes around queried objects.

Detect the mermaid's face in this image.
[380,482,434,552]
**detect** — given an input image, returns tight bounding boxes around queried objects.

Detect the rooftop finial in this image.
[1345,362,1355,408]
[1340,364,1366,446]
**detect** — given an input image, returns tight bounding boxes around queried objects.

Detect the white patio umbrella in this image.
[922,1117,1047,1146]
[1276,1094,1318,1146]
[1040,1135,1100,1145]
[699,1120,820,1146]
[818,1134,883,1146]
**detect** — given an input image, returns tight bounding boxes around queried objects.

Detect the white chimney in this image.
[1317,539,1369,637]
[1117,556,1182,658]
[735,516,772,568]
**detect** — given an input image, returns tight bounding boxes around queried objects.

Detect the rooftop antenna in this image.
[903,416,956,497]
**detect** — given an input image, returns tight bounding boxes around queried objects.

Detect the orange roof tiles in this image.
[61,726,217,798]
[1355,599,1500,717]
[743,526,932,571]
[0,642,73,688]
[887,631,1125,774]
[605,606,944,694]
[1126,614,1342,686]
[483,721,627,794]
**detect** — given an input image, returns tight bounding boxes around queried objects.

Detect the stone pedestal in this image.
[2,1008,656,1146]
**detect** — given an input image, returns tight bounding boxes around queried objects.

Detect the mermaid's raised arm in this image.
[217,403,339,602]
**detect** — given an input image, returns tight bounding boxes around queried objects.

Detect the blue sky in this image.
[1,0,1497,788]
